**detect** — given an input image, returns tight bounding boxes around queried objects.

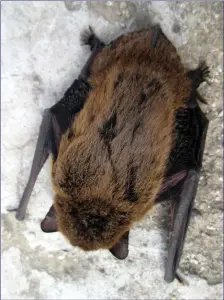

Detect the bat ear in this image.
[40,205,58,233]
[109,231,129,260]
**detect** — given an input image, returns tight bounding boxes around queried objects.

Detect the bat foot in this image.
[79,30,105,80]
[80,26,105,51]
[197,61,210,82]
[6,207,18,212]
[187,61,210,89]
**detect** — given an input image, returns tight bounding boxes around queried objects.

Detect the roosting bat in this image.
[10,25,210,283]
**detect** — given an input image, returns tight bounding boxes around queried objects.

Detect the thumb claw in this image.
[6,207,18,212]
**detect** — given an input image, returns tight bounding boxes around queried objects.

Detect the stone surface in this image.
[2,1,223,299]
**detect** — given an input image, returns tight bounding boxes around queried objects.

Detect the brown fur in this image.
[51,28,192,251]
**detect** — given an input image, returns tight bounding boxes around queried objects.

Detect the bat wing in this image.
[9,30,105,221]
[164,106,208,283]
[155,59,209,282]
[12,78,91,221]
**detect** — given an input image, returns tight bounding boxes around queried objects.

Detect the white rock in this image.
[124,9,130,19]
[106,1,113,6]
[218,111,223,117]
[120,2,127,9]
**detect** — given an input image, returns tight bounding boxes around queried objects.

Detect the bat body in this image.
[11,26,209,283]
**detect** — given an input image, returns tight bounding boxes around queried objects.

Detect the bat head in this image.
[41,195,130,259]
[53,195,131,251]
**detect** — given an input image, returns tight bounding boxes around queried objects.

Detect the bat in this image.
[9,25,210,283]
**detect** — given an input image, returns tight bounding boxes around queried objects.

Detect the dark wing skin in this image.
[12,61,94,221]
[11,77,91,222]
[156,63,209,283]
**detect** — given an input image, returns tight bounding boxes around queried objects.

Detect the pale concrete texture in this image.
[1,1,223,299]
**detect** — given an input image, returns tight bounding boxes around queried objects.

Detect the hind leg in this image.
[79,26,105,79]
[186,61,210,107]
[187,61,210,88]
[81,26,105,51]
